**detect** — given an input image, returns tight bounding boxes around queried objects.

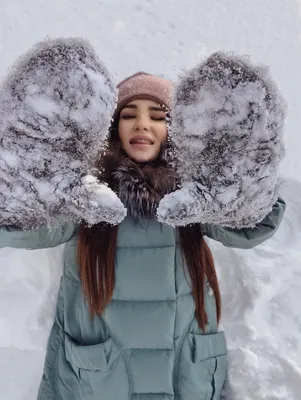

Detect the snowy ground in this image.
[0,0,301,399]
[212,178,301,399]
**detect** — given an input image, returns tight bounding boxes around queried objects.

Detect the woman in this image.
[0,39,285,400]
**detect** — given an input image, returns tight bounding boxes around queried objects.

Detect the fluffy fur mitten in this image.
[157,52,286,228]
[0,38,126,229]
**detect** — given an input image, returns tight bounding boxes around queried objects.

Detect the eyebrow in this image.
[121,105,166,112]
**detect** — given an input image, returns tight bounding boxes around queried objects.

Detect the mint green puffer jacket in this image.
[0,198,285,400]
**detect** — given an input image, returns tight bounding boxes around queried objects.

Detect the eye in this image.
[120,114,136,119]
[151,114,167,121]
[151,117,165,121]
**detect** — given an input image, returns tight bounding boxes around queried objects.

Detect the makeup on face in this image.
[118,99,168,163]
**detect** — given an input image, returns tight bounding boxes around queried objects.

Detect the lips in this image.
[130,136,154,145]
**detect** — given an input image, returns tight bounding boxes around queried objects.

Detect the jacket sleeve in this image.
[201,197,286,249]
[0,223,78,250]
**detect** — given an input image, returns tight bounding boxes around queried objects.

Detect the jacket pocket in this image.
[64,335,130,400]
[177,331,228,400]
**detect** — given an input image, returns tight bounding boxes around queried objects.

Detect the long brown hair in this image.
[77,120,221,332]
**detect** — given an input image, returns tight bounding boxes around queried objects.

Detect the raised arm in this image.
[0,38,126,233]
[202,197,286,249]
[0,223,77,250]
[157,52,286,232]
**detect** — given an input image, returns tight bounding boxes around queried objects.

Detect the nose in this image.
[134,115,150,132]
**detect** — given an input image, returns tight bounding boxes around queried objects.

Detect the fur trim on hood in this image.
[110,156,175,222]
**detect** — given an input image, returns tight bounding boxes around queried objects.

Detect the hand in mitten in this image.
[157,52,286,228]
[0,38,126,229]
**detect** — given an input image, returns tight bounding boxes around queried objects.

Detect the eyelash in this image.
[121,115,166,121]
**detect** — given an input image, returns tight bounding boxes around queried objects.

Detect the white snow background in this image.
[0,0,301,399]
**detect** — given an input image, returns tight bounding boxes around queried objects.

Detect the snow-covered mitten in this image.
[157,52,286,228]
[0,38,126,229]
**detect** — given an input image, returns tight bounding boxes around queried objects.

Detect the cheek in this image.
[158,126,168,144]
[118,122,129,146]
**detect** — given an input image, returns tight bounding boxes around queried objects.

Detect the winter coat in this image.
[0,197,285,400]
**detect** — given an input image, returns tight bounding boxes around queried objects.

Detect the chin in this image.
[130,153,157,163]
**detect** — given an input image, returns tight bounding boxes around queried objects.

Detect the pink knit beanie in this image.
[115,72,174,117]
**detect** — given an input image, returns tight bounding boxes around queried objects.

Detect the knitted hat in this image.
[114,72,174,117]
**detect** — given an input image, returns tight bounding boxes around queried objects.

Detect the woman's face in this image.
[118,99,168,163]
